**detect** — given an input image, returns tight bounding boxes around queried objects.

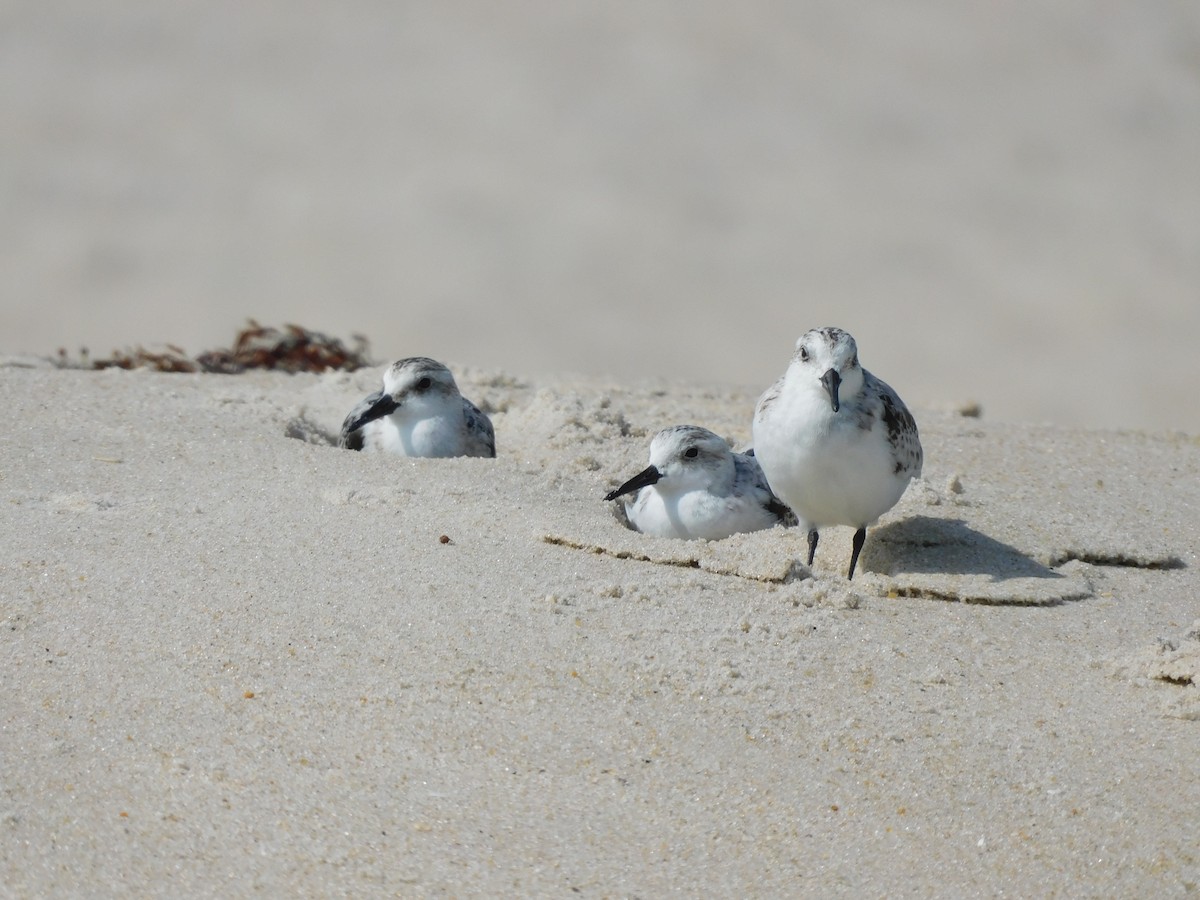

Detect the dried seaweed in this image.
[61,321,372,374]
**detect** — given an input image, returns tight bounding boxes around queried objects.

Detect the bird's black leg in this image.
[847,527,867,580]
[806,529,819,566]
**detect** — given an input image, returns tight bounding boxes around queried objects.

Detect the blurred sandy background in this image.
[3,1,1197,432]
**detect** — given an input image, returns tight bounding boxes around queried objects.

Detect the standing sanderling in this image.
[752,327,922,579]
[604,425,795,540]
[339,357,496,458]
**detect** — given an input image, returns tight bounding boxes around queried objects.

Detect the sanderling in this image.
[339,357,496,458]
[752,327,922,579]
[604,425,795,540]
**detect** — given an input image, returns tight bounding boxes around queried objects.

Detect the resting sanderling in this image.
[339,357,496,458]
[604,425,795,540]
[752,327,922,579]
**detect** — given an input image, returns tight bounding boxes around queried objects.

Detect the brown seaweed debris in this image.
[72,321,372,374]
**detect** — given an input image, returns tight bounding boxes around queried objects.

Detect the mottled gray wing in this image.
[339,389,383,451]
[863,370,923,479]
[734,452,797,527]
[753,376,785,421]
[462,399,496,458]
[765,492,798,527]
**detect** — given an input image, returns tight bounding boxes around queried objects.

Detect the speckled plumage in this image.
[752,327,921,578]
[340,357,495,458]
[605,425,794,540]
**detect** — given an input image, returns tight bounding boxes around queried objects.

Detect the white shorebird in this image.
[752,327,922,578]
[605,425,794,540]
[339,357,495,458]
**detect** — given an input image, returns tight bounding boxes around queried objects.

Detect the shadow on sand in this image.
[863,516,1059,581]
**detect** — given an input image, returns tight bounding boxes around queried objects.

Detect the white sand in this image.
[4,3,1199,892]
[2,360,1197,895]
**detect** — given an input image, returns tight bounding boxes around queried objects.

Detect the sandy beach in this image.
[3,1,1198,432]
[1,359,1197,895]
[3,2,1199,895]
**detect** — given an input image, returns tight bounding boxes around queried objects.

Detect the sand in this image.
[4,2,1199,893]
[3,1,1199,432]
[1,359,1197,896]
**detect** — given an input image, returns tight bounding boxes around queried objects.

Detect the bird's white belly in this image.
[367,415,462,457]
[630,488,770,541]
[791,438,904,526]
[756,407,909,529]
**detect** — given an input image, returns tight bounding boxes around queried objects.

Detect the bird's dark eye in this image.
[684,447,699,459]
[799,346,809,362]
[416,377,432,391]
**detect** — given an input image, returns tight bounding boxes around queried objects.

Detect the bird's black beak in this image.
[347,394,399,433]
[604,465,662,502]
[820,368,841,412]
